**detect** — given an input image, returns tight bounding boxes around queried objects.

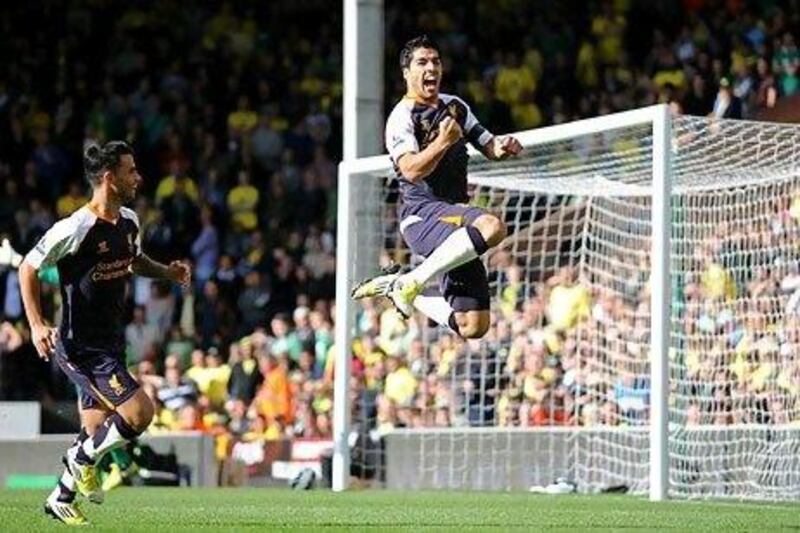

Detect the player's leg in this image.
[75,388,152,464]
[352,201,504,324]
[442,259,492,339]
[50,341,118,504]
[402,210,505,287]
[392,204,504,317]
[44,395,109,525]
[55,343,148,500]
[68,403,112,501]
[67,386,151,510]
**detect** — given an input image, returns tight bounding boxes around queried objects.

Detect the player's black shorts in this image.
[54,338,139,410]
[399,199,490,312]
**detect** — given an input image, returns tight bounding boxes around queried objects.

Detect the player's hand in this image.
[493,135,523,159]
[167,260,192,290]
[31,323,59,361]
[438,116,463,147]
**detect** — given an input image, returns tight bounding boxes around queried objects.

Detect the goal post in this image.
[650,105,672,502]
[333,104,800,500]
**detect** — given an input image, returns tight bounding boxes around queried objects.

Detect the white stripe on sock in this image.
[60,469,76,491]
[82,419,126,461]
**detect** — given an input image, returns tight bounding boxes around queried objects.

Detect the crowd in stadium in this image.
[0,0,799,458]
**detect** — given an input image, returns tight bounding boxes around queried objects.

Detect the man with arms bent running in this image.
[20,141,191,525]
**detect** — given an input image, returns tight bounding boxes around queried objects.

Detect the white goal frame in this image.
[332,104,673,500]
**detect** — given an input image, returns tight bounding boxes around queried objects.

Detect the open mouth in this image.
[423,78,438,90]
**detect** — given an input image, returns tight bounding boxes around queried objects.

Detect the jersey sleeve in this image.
[458,96,493,148]
[121,207,143,257]
[24,219,82,269]
[385,105,419,162]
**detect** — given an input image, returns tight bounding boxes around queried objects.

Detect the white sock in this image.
[79,414,136,463]
[414,295,455,330]
[406,228,479,285]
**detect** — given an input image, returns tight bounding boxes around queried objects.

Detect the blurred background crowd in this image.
[0,0,799,463]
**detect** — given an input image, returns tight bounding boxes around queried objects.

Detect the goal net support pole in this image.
[650,105,672,502]
[334,0,384,492]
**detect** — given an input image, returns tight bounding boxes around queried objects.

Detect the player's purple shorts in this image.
[399,200,490,312]
[54,338,139,410]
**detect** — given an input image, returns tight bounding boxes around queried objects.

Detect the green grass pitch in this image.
[1,488,798,531]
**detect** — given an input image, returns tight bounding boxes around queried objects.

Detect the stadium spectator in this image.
[125,306,160,365]
[227,338,262,405]
[191,205,220,290]
[227,170,260,233]
[156,355,200,418]
[254,353,293,427]
[56,182,89,218]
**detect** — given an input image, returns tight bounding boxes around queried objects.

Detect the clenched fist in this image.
[438,116,463,147]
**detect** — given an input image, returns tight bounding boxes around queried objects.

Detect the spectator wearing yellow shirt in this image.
[495,53,537,108]
[546,267,591,332]
[576,38,600,89]
[204,348,232,408]
[227,170,259,232]
[228,94,258,137]
[591,1,627,65]
[186,348,231,410]
[653,52,687,91]
[384,354,417,408]
[701,260,737,300]
[203,1,238,50]
[186,349,209,390]
[510,88,543,129]
[155,160,200,205]
[56,182,88,217]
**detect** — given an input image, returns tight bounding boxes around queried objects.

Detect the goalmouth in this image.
[334,105,800,501]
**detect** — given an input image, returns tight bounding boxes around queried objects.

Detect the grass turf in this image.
[1,488,798,531]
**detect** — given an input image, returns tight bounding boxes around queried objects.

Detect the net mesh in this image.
[345,114,800,500]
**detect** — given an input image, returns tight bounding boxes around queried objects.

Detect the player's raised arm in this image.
[454,95,522,161]
[395,116,463,182]
[480,134,523,161]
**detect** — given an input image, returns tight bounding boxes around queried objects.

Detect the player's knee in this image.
[455,313,490,339]
[121,392,154,433]
[459,323,488,339]
[136,397,155,431]
[473,215,507,248]
[80,410,109,437]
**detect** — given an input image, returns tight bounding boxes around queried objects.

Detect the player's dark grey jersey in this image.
[385,93,493,207]
[24,205,142,351]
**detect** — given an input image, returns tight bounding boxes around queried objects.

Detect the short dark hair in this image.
[83,140,134,185]
[399,35,440,69]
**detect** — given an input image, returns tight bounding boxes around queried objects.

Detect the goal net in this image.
[333,105,800,500]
